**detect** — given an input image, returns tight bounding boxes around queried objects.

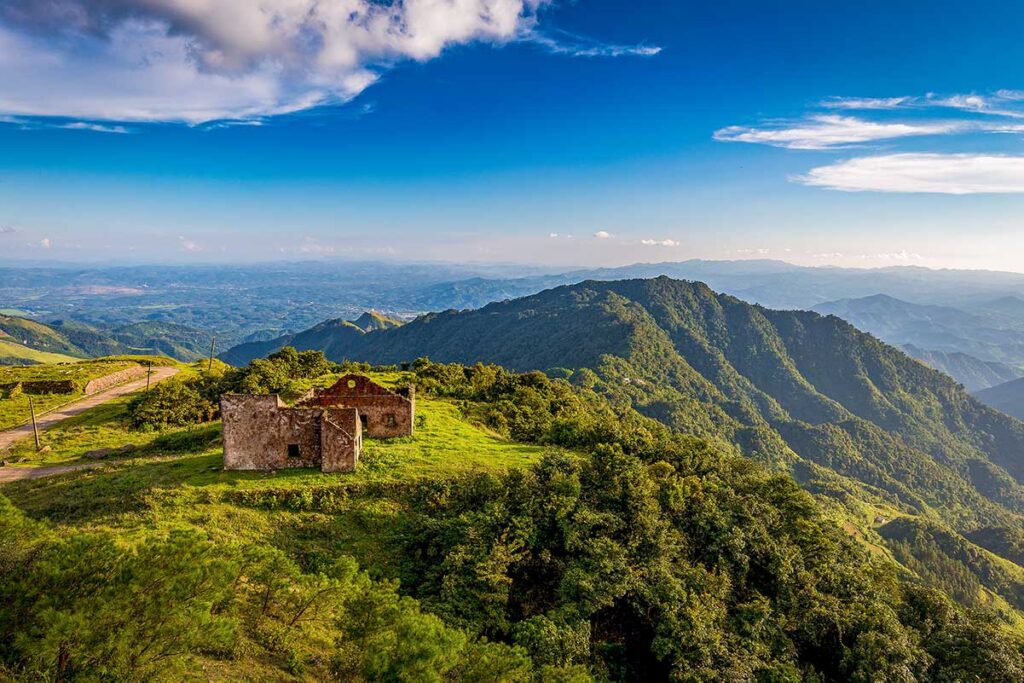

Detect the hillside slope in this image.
[3,359,1023,679]
[257,277,1024,608]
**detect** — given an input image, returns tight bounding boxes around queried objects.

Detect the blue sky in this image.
[3,0,1024,269]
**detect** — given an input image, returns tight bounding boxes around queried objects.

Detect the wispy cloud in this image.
[0,225,16,235]
[714,115,964,150]
[820,92,1024,117]
[528,30,662,58]
[640,238,679,246]
[57,122,131,134]
[820,96,911,110]
[858,250,924,261]
[796,153,1024,194]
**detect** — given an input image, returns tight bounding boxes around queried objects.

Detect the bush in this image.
[127,379,215,429]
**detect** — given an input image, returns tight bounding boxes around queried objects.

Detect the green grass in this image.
[0,339,80,365]
[0,358,136,384]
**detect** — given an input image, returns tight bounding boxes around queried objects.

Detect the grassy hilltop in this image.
[2,351,1024,680]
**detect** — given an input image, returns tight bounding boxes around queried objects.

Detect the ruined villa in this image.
[221,374,415,473]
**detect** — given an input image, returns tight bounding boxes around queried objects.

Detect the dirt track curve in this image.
[0,366,179,482]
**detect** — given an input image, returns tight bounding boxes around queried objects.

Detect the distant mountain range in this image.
[12,258,1024,343]
[900,345,1021,392]
[220,276,1024,615]
[14,258,1024,386]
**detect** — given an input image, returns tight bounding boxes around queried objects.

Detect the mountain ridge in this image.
[217,276,1024,612]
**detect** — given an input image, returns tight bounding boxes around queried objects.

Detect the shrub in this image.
[128,379,215,429]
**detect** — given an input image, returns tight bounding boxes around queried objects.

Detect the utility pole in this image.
[208,335,217,371]
[29,397,40,451]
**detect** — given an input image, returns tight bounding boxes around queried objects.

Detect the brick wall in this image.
[302,374,414,438]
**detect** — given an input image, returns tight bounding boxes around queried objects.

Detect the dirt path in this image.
[0,461,106,483]
[0,366,179,453]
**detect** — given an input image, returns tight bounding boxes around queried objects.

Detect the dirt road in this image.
[0,366,179,454]
[0,461,106,483]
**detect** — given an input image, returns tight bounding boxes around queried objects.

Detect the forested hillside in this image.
[254,277,1024,615]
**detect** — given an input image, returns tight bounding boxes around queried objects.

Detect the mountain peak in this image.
[350,311,403,332]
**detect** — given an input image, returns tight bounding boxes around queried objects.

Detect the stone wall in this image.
[220,395,361,472]
[84,365,147,395]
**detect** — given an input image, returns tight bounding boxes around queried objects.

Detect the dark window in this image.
[385,413,397,427]
[287,443,301,459]
[360,415,368,429]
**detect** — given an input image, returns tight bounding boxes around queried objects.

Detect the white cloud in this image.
[714,115,964,150]
[39,237,50,249]
[0,225,15,234]
[298,237,336,254]
[0,0,553,123]
[593,230,614,239]
[736,247,770,255]
[640,238,679,246]
[797,153,1024,194]
[820,96,910,110]
[925,93,1024,119]
[548,232,559,238]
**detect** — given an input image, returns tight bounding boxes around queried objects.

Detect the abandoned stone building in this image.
[221,374,415,473]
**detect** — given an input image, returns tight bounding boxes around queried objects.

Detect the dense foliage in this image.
[395,360,1024,680]
[0,496,536,682]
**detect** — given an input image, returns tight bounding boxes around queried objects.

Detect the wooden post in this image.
[208,335,217,371]
[29,397,40,451]
[146,364,152,391]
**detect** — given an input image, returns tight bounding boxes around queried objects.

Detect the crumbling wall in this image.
[221,395,323,471]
